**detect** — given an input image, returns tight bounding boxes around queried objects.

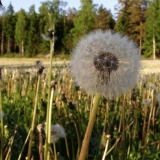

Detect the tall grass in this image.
[0,63,160,159]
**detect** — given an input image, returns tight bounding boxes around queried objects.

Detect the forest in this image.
[0,0,160,59]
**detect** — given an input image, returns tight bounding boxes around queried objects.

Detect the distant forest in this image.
[0,0,160,59]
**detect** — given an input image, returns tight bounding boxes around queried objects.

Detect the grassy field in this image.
[0,58,160,73]
[0,58,160,159]
[0,57,69,66]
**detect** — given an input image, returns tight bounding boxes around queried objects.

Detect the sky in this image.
[3,0,118,16]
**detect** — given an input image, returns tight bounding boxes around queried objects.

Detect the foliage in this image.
[143,0,160,58]
[70,0,96,46]
[14,9,27,55]
[1,0,160,58]
[94,4,115,30]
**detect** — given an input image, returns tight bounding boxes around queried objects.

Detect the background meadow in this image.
[0,59,160,160]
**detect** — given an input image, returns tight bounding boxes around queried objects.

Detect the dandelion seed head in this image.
[70,30,141,99]
[93,52,119,72]
[147,83,156,90]
[156,93,160,102]
[0,110,4,119]
[142,99,151,105]
[50,124,66,143]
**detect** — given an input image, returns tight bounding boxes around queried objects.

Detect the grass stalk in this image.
[78,93,101,160]
[5,127,17,160]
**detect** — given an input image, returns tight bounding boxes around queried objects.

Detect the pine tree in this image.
[25,5,41,57]
[94,5,115,30]
[39,0,67,54]
[143,0,160,59]
[62,8,76,53]
[4,3,16,53]
[71,0,95,45]
[0,14,4,55]
[115,0,130,33]
[15,9,27,55]
[127,0,148,55]
[115,0,148,55]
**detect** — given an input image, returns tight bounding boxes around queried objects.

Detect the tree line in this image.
[0,0,160,59]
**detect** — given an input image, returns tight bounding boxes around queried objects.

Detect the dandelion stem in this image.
[147,90,154,132]
[79,93,101,160]
[5,127,17,160]
[121,95,126,160]
[27,75,40,159]
[47,88,54,160]
[44,37,54,160]
[18,129,31,160]
[0,89,4,160]
[64,136,70,159]
[53,143,57,160]
[102,135,110,160]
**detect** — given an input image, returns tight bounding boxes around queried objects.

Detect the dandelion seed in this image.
[37,66,45,75]
[147,83,156,90]
[50,124,66,143]
[70,30,141,99]
[142,99,151,105]
[156,93,160,102]
[0,110,4,119]
[34,60,43,67]
[41,33,50,41]
[50,80,57,89]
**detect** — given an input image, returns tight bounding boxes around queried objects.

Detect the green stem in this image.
[102,135,110,160]
[47,89,54,160]
[44,38,54,160]
[27,75,40,159]
[53,143,57,160]
[78,93,101,160]
[18,129,31,160]
[121,95,126,160]
[0,89,3,160]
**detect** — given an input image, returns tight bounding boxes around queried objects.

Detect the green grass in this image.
[0,61,160,160]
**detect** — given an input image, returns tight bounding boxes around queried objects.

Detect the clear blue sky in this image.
[3,0,118,16]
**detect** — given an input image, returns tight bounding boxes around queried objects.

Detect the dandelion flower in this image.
[50,124,66,143]
[70,30,141,99]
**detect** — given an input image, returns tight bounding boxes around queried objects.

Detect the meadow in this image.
[0,58,160,160]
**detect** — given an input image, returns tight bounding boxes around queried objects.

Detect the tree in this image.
[115,0,148,55]
[39,0,67,54]
[25,5,41,57]
[143,0,160,59]
[15,9,27,55]
[94,5,115,30]
[0,14,4,55]
[62,7,76,53]
[115,0,130,34]
[71,0,95,45]
[127,0,148,55]
[4,3,16,53]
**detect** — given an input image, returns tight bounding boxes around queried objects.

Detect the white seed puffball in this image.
[70,30,141,99]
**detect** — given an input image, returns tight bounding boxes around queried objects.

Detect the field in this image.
[0,58,160,73]
[0,58,160,160]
